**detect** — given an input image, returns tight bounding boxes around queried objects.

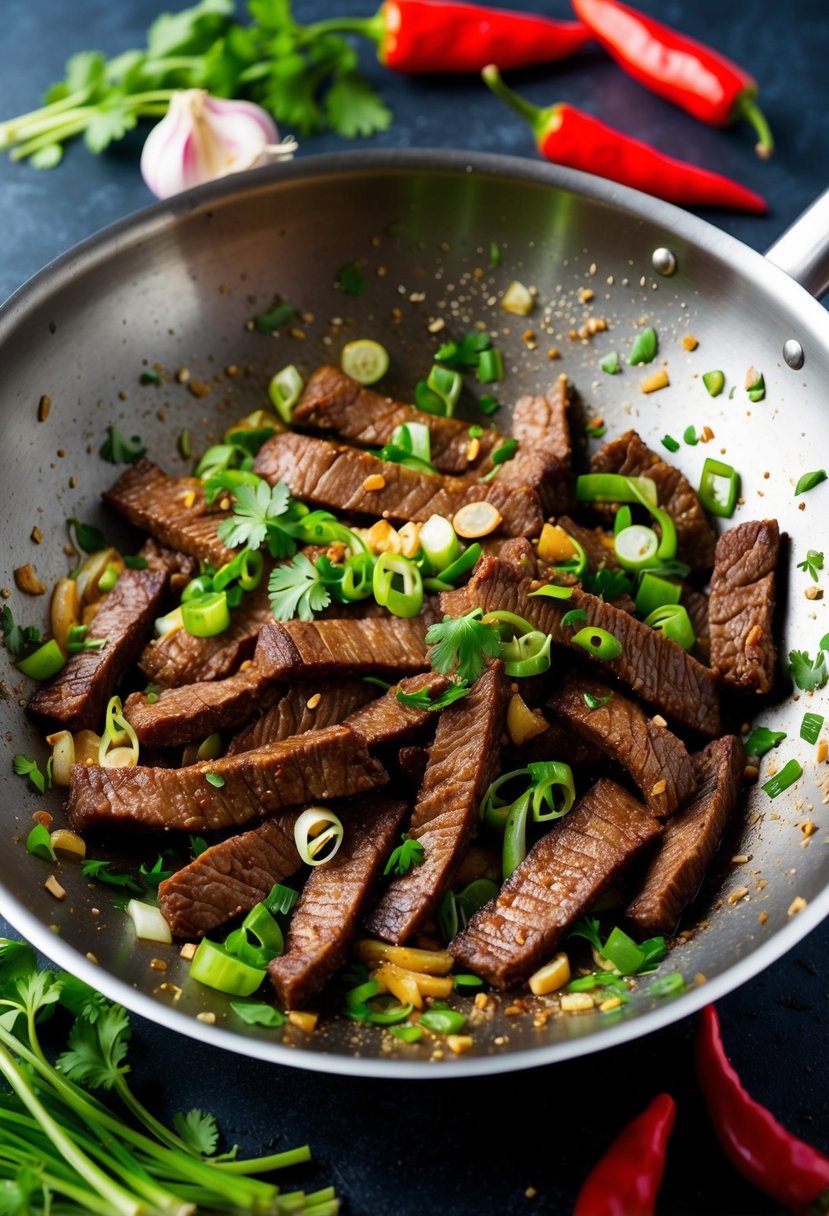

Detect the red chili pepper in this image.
[306,0,591,74]
[696,1005,829,1214]
[482,66,767,214]
[573,1092,676,1216]
[570,0,774,158]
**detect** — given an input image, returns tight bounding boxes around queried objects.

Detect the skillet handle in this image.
[765,187,829,298]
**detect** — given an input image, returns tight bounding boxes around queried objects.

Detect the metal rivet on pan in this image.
[783,339,804,370]
[651,247,677,276]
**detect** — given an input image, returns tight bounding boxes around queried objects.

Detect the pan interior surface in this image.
[1,152,827,1077]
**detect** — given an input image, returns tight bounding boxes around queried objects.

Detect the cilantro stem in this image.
[0,88,90,144]
[215,1143,312,1173]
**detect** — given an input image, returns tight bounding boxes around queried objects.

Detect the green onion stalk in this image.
[0,92,173,165]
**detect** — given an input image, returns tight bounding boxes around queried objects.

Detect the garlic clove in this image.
[140,90,297,200]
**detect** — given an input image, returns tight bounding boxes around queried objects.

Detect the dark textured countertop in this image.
[1,2,828,1212]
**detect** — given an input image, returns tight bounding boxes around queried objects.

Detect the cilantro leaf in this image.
[189,835,209,857]
[384,835,425,878]
[744,726,786,758]
[57,1003,131,1090]
[263,882,299,916]
[254,299,295,334]
[568,916,603,953]
[583,691,612,711]
[12,755,46,795]
[84,99,138,153]
[1,606,40,658]
[216,480,293,552]
[230,1000,287,1028]
[99,425,146,464]
[147,0,235,59]
[336,261,367,297]
[396,682,472,712]
[173,1108,219,1156]
[67,516,107,554]
[268,552,331,621]
[788,649,828,692]
[425,609,501,685]
[583,567,634,600]
[326,71,392,138]
[435,331,492,372]
[797,549,824,582]
[139,853,175,891]
[81,859,143,894]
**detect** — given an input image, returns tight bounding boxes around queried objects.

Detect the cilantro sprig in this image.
[12,754,48,795]
[789,648,828,692]
[268,552,332,622]
[425,609,501,686]
[384,835,425,878]
[1,606,40,658]
[396,682,472,712]
[99,425,146,465]
[216,480,296,554]
[797,549,824,582]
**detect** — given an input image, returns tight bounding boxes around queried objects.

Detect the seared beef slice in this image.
[450,779,661,988]
[591,430,716,571]
[67,724,387,833]
[254,432,542,538]
[269,796,407,1008]
[123,664,282,746]
[292,366,506,475]
[159,812,302,938]
[28,568,168,731]
[365,664,509,944]
[256,616,427,680]
[500,375,573,514]
[103,459,234,567]
[626,735,744,935]
[709,519,779,694]
[547,675,697,816]
[228,680,377,754]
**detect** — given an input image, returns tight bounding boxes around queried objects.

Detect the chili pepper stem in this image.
[302,13,386,46]
[733,95,775,158]
[481,65,554,141]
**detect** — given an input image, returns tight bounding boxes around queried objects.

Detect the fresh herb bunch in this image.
[0,0,392,167]
[0,939,337,1214]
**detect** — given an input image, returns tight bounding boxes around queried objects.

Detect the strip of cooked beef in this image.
[365,664,509,944]
[255,616,428,681]
[506,720,616,773]
[227,679,377,754]
[499,375,573,514]
[547,675,697,816]
[103,458,234,567]
[591,430,716,571]
[253,432,543,538]
[159,811,302,938]
[268,796,407,1009]
[449,778,662,988]
[626,736,744,935]
[123,663,284,747]
[343,671,450,746]
[291,365,505,475]
[67,724,387,833]
[708,519,779,694]
[138,538,198,594]
[442,552,721,735]
[682,584,711,664]
[27,569,168,731]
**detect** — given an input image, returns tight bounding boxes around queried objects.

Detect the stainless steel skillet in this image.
[0,150,828,1078]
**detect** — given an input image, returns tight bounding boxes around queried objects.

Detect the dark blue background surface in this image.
[1,2,828,1212]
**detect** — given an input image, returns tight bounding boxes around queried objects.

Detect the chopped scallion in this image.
[800,712,824,745]
[743,726,786,758]
[762,759,803,799]
[795,469,827,496]
[699,457,740,518]
[627,327,657,365]
[661,435,680,453]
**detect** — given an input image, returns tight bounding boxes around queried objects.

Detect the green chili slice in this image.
[576,474,658,508]
[529,583,574,600]
[438,543,482,586]
[529,761,575,822]
[372,552,423,618]
[213,547,264,593]
[699,457,741,518]
[268,364,304,422]
[17,639,66,681]
[571,626,623,661]
[340,552,375,601]
[501,630,552,677]
[614,524,659,572]
[644,604,696,651]
[635,572,682,619]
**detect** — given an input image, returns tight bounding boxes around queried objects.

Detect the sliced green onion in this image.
[801,712,824,745]
[491,439,518,466]
[181,591,231,638]
[16,639,66,681]
[236,901,284,958]
[373,552,424,619]
[263,881,299,916]
[419,515,461,572]
[795,469,827,496]
[627,327,657,365]
[154,606,184,638]
[476,348,504,384]
[26,824,55,861]
[600,351,620,375]
[195,443,242,480]
[614,506,633,536]
[529,584,574,601]
[204,772,224,788]
[576,474,658,508]
[649,973,686,998]
[744,726,786,758]
[180,574,214,602]
[97,562,120,594]
[745,370,765,402]
[702,370,725,397]
[390,1024,424,1043]
[268,364,304,422]
[454,974,484,990]
[614,524,659,572]
[294,806,344,866]
[567,972,625,993]
[501,630,552,678]
[550,532,588,580]
[98,695,140,767]
[189,938,265,996]
[638,936,667,970]
[230,1001,286,1027]
[482,610,535,637]
[635,572,681,618]
[571,626,623,661]
[683,425,698,446]
[480,769,530,831]
[502,789,532,878]
[390,422,432,465]
[562,609,588,628]
[341,339,389,386]
[419,1008,467,1035]
[341,552,375,601]
[213,547,264,593]
[529,761,575,822]
[438,543,482,586]
[426,365,462,416]
[699,458,741,518]
[414,379,448,417]
[458,878,499,918]
[644,603,695,651]
[126,899,172,945]
[601,927,644,975]
[583,691,611,710]
[661,435,680,453]
[477,394,500,416]
[762,758,803,799]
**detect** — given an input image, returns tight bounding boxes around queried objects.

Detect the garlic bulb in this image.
[141,90,297,200]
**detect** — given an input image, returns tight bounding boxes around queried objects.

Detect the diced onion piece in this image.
[154,606,184,638]
[126,899,172,944]
[294,806,344,866]
[101,746,138,769]
[51,578,81,652]
[506,693,548,746]
[50,829,87,859]
[341,339,389,386]
[75,548,121,604]
[46,730,75,786]
[528,953,571,996]
[453,501,503,539]
[73,730,101,766]
[365,519,402,555]
[419,514,461,572]
[98,696,140,767]
[501,280,534,317]
[268,364,304,423]
[354,939,454,975]
[537,524,576,564]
